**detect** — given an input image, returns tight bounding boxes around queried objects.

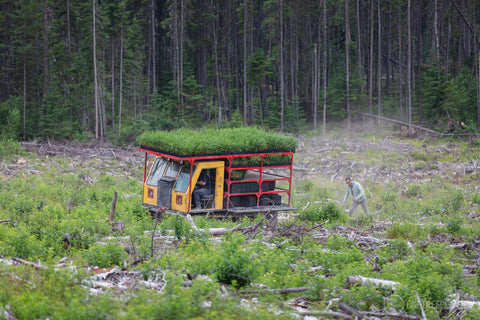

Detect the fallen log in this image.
[0,219,14,227]
[449,292,480,310]
[346,275,399,289]
[12,257,46,270]
[338,303,364,319]
[363,113,440,136]
[363,311,422,320]
[241,286,308,294]
[292,309,353,319]
[185,214,241,236]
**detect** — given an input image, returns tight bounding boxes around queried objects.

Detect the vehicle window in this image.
[174,165,193,193]
[146,158,168,186]
[165,160,182,178]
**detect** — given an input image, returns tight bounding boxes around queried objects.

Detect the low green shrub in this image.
[411,150,433,162]
[0,225,47,260]
[214,233,254,288]
[417,189,464,217]
[471,192,480,205]
[381,189,398,202]
[159,214,193,240]
[440,189,465,214]
[342,284,389,311]
[418,203,444,216]
[446,216,464,235]
[376,239,413,268]
[253,242,306,289]
[83,242,128,268]
[386,223,428,240]
[0,138,23,160]
[463,309,480,320]
[384,255,463,315]
[298,201,346,223]
[405,184,420,198]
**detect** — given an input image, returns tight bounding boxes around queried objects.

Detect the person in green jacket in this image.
[342,177,369,217]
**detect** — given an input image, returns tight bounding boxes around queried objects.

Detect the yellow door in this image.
[171,161,224,213]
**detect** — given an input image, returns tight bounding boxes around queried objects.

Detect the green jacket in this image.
[343,181,366,205]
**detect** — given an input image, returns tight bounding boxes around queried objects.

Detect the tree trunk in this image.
[118,26,123,135]
[416,0,422,122]
[356,0,363,94]
[151,0,156,91]
[111,39,115,135]
[476,5,480,130]
[93,0,99,140]
[180,0,184,108]
[322,0,327,138]
[66,0,72,123]
[377,0,381,126]
[211,0,222,127]
[280,0,284,133]
[407,0,412,127]
[101,78,107,141]
[385,2,391,95]
[368,0,373,118]
[398,3,403,121]
[445,2,451,74]
[434,0,439,61]
[243,0,248,126]
[43,0,49,138]
[345,0,351,130]
[290,8,299,125]
[23,49,27,140]
[313,44,317,131]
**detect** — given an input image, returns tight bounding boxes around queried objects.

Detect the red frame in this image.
[138,147,294,210]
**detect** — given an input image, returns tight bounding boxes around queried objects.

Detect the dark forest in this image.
[0,0,479,141]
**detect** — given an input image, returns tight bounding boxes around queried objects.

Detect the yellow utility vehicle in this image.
[137,128,296,217]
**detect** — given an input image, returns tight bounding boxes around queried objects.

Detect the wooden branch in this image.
[363,113,440,135]
[12,257,46,270]
[0,219,14,227]
[237,215,266,235]
[338,303,364,319]
[241,286,308,294]
[306,220,329,232]
[185,214,199,231]
[363,311,422,320]
[293,309,353,319]
[449,0,480,44]
[415,291,427,320]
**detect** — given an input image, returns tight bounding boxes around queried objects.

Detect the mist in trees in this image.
[1,0,480,142]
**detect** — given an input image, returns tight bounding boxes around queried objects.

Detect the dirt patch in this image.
[20,140,141,163]
[293,134,480,185]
